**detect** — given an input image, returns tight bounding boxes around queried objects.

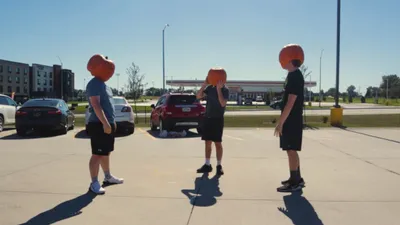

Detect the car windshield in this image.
[112,98,127,105]
[22,99,59,107]
[168,95,198,105]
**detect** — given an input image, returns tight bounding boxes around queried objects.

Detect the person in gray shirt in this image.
[196,80,229,176]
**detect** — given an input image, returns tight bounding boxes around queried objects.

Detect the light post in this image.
[334,0,341,108]
[116,73,120,93]
[162,24,170,94]
[319,49,324,107]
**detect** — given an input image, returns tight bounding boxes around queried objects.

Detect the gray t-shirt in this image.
[203,85,230,118]
[86,77,115,124]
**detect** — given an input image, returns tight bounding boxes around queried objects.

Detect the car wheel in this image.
[60,124,68,135]
[127,127,134,135]
[16,128,26,136]
[150,119,157,131]
[0,115,4,133]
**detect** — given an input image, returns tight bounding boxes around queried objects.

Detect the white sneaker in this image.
[90,181,105,194]
[104,175,124,184]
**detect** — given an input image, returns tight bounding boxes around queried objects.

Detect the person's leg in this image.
[214,117,224,175]
[89,155,101,182]
[197,141,213,173]
[287,150,300,181]
[102,129,124,185]
[215,142,224,175]
[88,123,106,194]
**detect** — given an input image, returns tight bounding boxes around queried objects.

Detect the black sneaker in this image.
[277,182,302,193]
[281,178,305,187]
[216,165,224,176]
[197,164,212,173]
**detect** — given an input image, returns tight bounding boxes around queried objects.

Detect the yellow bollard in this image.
[330,107,343,127]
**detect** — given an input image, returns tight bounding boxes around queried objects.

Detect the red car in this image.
[150,93,205,134]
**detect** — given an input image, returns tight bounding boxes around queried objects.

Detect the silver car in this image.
[0,94,19,132]
[85,96,135,135]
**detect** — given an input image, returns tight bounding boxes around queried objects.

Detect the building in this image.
[60,69,75,101]
[0,59,30,103]
[166,79,317,102]
[30,64,56,98]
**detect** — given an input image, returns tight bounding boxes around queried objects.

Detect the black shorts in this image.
[280,120,303,151]
[87,122,116,156]
[201,117,224,142]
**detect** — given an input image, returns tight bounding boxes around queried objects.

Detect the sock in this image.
[290,170,299,182]
[91,176,98,183]
[205,159,211,165]
[217,160,222,166]
[297,166,302,179]
[104,171,112,179]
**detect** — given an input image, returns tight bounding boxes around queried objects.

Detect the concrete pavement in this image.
[1,127,400,224]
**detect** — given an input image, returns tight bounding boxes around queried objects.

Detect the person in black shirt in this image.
[196,80,230,176]
[274,59,305,192]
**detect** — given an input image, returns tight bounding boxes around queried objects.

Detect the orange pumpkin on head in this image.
[206,67,227,86]
[279,44,304,69]
[87,54,115,82]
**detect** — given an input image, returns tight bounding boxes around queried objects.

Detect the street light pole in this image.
[319,49,324,107]
[334,0,341,108]
[162,24,169,94]
[116,73,120,93]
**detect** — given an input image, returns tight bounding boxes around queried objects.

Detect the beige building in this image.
[0,59,30,102]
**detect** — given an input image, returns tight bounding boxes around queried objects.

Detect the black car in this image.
[15,98,75,136]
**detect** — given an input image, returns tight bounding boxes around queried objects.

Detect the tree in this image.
[326,88,336,97]
[380,74,400,98]
[125,62,147,100]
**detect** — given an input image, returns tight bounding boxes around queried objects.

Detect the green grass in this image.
[324,97,400,106]
[73,114,400,128]
[71,105,330,114]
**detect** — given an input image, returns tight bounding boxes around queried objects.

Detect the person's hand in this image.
[103,123,112,134]
[274,123,283,137]
[216,80,224,89]
[202,78,208,88]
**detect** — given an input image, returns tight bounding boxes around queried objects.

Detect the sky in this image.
[1,0,399,94]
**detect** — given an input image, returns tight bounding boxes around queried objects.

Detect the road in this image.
[73,107,400,118]
[1,128,400,224]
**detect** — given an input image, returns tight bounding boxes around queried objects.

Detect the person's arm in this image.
[196,82,209,100]
[216,87,229,107]
[278,75,302,126]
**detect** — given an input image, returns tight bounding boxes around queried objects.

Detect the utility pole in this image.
[116,73,120,93]
[162,24,170,94]
[334,0,341,108]
[319,49,324,107]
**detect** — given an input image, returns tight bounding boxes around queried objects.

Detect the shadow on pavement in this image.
[74,130,132,139]
[278,191,324,225]
[339,127,400,145]
[146,130,201,139]
[181,173,222,207]
[303,124,320,130]
[19,191,97,225]
[0,130,63,140]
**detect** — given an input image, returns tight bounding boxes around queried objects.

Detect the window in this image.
[24,86,28,93]
[8,66,11,73]
[44,72,47,77]
[0,85,3,93]
[49,80,53,86]
[0,65,3,73]
[8,76,12,83]
[24,77,28,84]
[16,68,20,74]
[49,72,53,78]
[23,99,59,107]
[6,96,16,106]
[37,71,40,77]
[24,68,28,75]
[37,79,41,85]
[7,86,12,93]
[16,77,20,84]
[44,80,47,85]
[0,75,2,82]
[168,95,198,105]
[16,86,20,93]
[0,96,7,105]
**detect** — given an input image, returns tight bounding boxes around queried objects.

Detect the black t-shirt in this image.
[204,85,230,118]
[281,69,304,123]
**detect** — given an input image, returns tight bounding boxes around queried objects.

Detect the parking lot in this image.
[1,127,400,225]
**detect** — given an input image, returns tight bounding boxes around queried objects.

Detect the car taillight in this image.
[48,109,62,114]
[121,106,131,112]
[164,106,172,115]
[16,111,27,116]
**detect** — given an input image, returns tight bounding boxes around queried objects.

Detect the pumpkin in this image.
[87,54,115,81]
[279,44,304,69]
[206,67,227,86]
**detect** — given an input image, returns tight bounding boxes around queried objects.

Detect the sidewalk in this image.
[1,128,400,225]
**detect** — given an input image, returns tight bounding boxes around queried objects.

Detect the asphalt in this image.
[1,127,400,225]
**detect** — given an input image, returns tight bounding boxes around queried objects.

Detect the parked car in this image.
[0,94,19,132]
[150,93,205,134]
[256,96,263,102]
[85,96,135,135]
[244,97,253,105]
[269,99,283,110]
[15,98,75,136]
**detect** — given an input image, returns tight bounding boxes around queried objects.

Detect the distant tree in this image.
[380,74,400,98]
[326,88,336,97]
[125,62,147,101]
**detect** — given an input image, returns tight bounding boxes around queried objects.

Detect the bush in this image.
[322,116,329,124]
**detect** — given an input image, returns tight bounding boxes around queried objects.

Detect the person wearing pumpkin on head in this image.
[196,68,229,176]
[86,54,124,195]
[275,44,305,192]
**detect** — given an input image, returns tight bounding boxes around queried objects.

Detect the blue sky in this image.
[1,0,399,94]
